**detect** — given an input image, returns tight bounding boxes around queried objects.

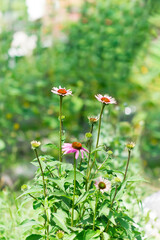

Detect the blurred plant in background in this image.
[0,0,160,186]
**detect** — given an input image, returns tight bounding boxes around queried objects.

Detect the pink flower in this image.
[51,86,72,96]
[95,177,111,193]
[62,142,88,159]
[95,94,116,105]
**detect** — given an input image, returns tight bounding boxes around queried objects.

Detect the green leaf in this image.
[66,170,84,183]
[63,233,77,240]
[127,176,148,183]
[48,178,65,191]
[85,230,101,240]
[52,211,70,233]
[102,232,110,240]
[0,139,5,151]
[75,192,89,206]
[43,143,59,149]
[99,205,116,225]
[17,186,43,199]
[26,234,42,240]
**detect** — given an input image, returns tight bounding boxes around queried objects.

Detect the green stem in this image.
[79,157,83,170]
[95,104,105,149]
[93,191,99,230]
[123,150,131,182]
[105,185,118,232]
[85,123,94,191]
[88,156,109,190]
[86,104,105,185]
[34,149,46,197]
[71,154,76,227]
[59,96,63,162]
[34,149,49,239]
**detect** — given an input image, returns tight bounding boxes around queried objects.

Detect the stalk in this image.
[59,95,63,162]
[123,149,131,182]
[105,185,118,232]
[85,123,94,191]
[86,104,105,184]
[34,149,49,239]
[71,154,76,227]
[93,191,99,230]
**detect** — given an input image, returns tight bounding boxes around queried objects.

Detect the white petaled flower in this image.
[95,177,111,193]
[51,86,72,96]
[95,94,116,105]
[31,140,41,149]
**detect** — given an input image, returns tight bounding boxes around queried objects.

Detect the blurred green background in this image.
[0,0,160,188]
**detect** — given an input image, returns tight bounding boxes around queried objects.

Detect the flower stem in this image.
[95,104,105,149]
[34,149,49,239]
[85,123,94,191]
[59,96,63,162]
[123,149,131,182]
[93,191,99,230]
[86,104,105,185]
[105,185,118,232]
[71,154,76,227]
[34,149,46,197]
[79,157,83,170]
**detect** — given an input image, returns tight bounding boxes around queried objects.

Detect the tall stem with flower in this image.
[59,95,63,162]
[71,153,76,227]
[85,116,98,190]
[31,141,49,240]
[51,86,72,163]
[86,94,116,186]
[62,141,89,226]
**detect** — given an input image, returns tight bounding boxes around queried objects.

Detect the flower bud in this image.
[31,140,41,150]
[112,177,121,186]
[107,150,113,155]
[88,116,99,124]
[56,230,64,239]
[126,142,135,150]
[21,184,28,191]
[85,132,92,138]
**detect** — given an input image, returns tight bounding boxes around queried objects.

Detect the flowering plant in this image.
[19,87,144,240]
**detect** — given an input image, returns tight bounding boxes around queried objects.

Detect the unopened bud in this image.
[107,150,113,155]
[56,230,64,239]
[85,132,92,138]
[126,142,135,150]
[21,184,28,191]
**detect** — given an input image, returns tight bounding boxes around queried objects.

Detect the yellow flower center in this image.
[101,97,110,103]
[98,182,106,189]
[72,142,82,150]
[57,89,67,94]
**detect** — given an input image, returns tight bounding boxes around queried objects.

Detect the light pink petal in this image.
[81,150,84,159]
[82,147,89,153]
[75,150,79,159]
[65,149,76,154]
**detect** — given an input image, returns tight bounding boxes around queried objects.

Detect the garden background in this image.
[0,0,160,239]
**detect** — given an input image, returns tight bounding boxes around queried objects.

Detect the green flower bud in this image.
[126,142,135,150]
[21,184,28,191]
[107,150,113,155]
[114,177,121,183]
[85,132,92,138]
[56,230,64,239]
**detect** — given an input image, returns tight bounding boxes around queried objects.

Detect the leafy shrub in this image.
[16,87,146,240]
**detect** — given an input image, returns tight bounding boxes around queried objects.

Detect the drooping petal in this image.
[81,150,84,159]
[75,150,79,159]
